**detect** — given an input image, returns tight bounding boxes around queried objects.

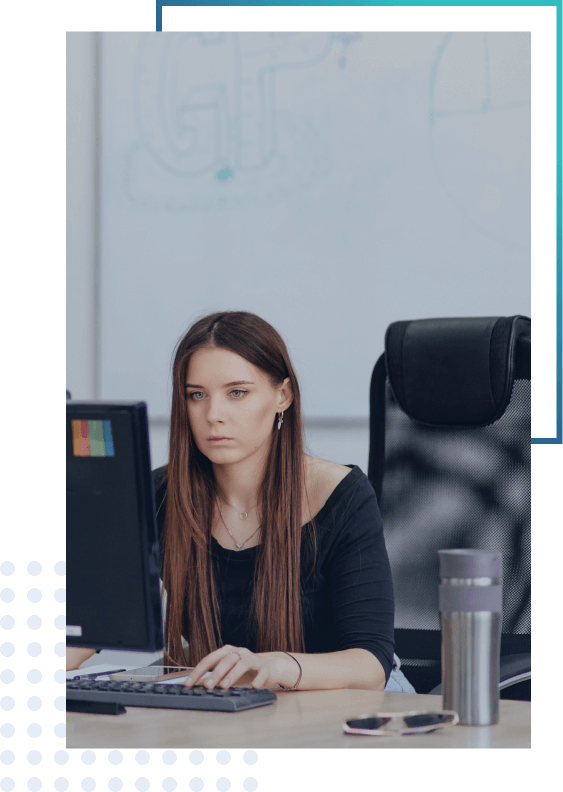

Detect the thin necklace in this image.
[217,500,260,550]
[218,496,258,521]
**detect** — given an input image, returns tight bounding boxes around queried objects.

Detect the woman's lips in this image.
[208,437,231,442]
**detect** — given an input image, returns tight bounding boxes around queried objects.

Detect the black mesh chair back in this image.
[368,316,530,696]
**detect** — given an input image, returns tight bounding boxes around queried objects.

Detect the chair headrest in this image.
[384,316,530,426]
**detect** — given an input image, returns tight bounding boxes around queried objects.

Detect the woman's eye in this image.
[190,390,248,401]
[230,390,247,398]
[189,392,205,400]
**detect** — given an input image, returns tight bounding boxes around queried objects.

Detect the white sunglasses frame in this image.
[343,709,459,736]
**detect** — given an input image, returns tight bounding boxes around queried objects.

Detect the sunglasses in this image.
[343,710,459,736]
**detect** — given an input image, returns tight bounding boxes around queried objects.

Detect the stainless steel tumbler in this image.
[439,549,502,725]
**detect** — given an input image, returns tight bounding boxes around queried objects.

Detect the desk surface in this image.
[67,688,530,749]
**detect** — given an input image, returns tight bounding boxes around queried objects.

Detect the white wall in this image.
[98,32,530,422]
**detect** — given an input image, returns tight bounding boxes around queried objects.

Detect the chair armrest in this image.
[498,653,531,689]
[428,654,531,696]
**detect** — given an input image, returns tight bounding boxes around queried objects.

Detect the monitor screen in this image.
[66,401,164,652]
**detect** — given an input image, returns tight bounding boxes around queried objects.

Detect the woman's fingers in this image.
[185,647,226,686]
[204,654,244,688]
[185,646,249,688]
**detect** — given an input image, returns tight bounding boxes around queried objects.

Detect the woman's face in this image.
[185,347,292,469]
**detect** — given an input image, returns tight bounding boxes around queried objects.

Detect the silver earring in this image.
[277,411,284,430]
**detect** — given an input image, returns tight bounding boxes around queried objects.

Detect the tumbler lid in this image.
[438,549,502,578]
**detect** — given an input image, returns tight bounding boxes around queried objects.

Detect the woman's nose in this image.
[207,398,224,423]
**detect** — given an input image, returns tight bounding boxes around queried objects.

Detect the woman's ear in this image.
[278,378,294,411]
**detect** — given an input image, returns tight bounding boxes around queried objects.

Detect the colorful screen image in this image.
[72,419,115,457]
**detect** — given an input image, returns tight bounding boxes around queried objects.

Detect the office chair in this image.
[368,316,531,699]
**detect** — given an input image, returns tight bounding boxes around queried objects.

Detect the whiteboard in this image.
[99,32,530,419]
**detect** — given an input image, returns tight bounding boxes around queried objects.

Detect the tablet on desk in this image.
[109,666,193,682]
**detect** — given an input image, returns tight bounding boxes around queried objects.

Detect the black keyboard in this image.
[66,678,277,713]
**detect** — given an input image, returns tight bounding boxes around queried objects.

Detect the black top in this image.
[153,464,395,682]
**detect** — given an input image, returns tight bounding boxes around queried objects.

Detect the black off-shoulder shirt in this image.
[153,464,395,682]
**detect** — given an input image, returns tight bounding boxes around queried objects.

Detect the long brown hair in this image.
[161,311,309,666]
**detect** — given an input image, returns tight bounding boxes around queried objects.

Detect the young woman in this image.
[67,312,411,692]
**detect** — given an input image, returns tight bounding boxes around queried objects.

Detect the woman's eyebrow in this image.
[184,380,255,389]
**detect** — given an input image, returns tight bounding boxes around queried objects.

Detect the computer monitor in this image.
[66,401,164,653]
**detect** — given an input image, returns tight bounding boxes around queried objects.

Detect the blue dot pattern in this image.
[1,559,262,790]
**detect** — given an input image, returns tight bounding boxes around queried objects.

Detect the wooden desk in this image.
[67,688,530,749]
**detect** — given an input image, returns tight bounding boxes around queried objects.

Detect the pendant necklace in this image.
[217,500,260,550]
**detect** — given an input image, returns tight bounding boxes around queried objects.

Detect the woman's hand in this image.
[66,647,96,671]
[184,645,298,690]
